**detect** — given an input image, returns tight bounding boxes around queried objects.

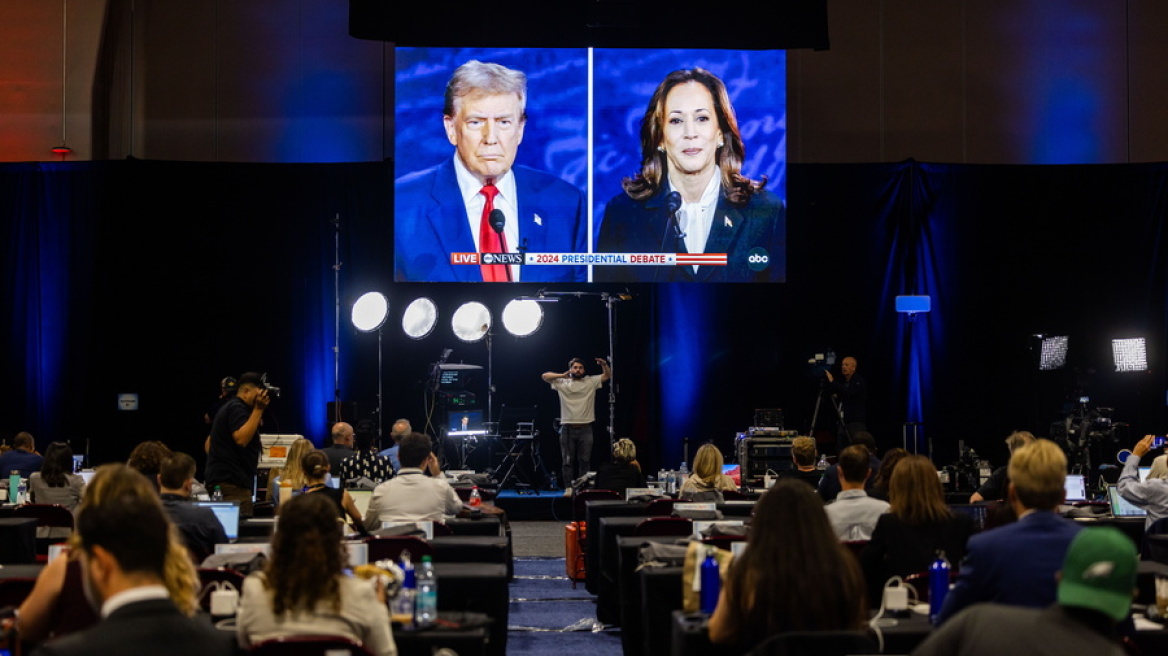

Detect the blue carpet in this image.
[508,557,622,656]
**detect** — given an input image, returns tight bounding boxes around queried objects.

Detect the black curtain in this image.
[3,159,1167,475]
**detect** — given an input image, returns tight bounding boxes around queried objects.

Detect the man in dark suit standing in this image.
[34,467,234,656]
[936,438,1082,625]
[395,59,586,282]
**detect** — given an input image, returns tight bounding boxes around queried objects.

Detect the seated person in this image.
[970,431,1035,503]
[0,431,44,478]
[592,438,645,494]
[860,455,974,606]
[267,437,314,506]
[237,493,395,655]
[817,431,881,501]
[913,527,1137,656]
[126,440,173,492]
[868,447,908,501]
[339,421,394,487]
[775,436,823,489]
[1116,434,1168,529]
[824,444,889,541]
[378,418,412,474]
[679,444,738,501]
[29,441,86,538]
[299,450,364,532]
[708,479,867,651]
[19,464,208,653]
[157,453,228,561]
[364,433,464,531]
[937,439,1082,624]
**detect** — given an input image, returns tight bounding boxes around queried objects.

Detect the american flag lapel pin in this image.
[534,213,543,226]
[724,215,733,228]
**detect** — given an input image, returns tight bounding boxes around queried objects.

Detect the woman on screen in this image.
[595,67,785,282]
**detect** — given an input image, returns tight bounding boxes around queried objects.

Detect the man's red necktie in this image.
[478,183,511,282]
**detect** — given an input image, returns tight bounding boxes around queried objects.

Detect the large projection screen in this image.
[394,47,786,283]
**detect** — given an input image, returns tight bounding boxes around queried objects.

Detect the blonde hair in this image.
[1007,439,1067,510]
[279,438,315,490]
[75,464,199,616]
[1005,430,1036,453]
[692,443,725,487]
[1149,454,1168,480]
[791,437,817,466]
[613,438,637,464]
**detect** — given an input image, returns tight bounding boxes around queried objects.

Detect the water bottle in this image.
[415,556,438,628]
[666,471,677,495]
[211,485,223,501]
[391,554,416,626]
[700,547,721,614]
[8,471,19,504]
[16,478,27,505]
[469,486,482,507]
[816,454,828,470]
[679,461,688,475]
[929,551,951,625]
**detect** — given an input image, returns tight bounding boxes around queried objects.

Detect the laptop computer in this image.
[192,500,241,540]
[1106,485,1146,518]
[1063,473,1087,502]
[348,489,373,518]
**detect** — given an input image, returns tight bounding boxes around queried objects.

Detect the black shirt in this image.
[205,397,261,489]
[160,493,229,560]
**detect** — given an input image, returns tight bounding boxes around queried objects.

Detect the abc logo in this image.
[746,248,770,271]
[482,253,495,264]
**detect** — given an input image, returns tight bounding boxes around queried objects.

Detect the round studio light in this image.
[402,297,439,340]
[351,292,389,332]
[451,302,491,343]
[501,299,544,337]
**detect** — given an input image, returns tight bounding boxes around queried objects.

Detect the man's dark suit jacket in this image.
[594,186,786,282]
[394,158,586,282]
[936,509,1082,625]
[33,598,236,656]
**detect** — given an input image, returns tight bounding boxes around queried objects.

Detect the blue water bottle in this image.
[700,548,721,614]
[929,550,950,625]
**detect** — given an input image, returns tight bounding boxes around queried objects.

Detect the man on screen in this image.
[395,60,586,282]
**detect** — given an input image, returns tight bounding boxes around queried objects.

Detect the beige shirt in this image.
[550,375,605,425]
[237,573,395,656]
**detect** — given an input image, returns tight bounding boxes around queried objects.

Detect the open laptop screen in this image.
[1063,474,1087,502]
[1106,485,1147,518]
[192,501,241,540]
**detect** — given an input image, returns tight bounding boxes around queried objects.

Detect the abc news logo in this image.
[746,248,770,272]
[450,253,525,265]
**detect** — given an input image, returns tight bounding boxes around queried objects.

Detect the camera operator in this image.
[205,371,272,518]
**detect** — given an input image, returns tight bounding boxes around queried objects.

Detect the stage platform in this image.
[492,489,573,521]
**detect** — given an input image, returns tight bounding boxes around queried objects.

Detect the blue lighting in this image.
[656,283,712,467]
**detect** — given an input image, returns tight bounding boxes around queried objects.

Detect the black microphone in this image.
[489,209,506,235]
[665,191,685,239]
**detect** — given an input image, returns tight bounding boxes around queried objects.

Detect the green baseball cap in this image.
[1057,527,1137,622]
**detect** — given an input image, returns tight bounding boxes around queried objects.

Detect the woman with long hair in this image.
[237,493,394,655]
[859,455,974,605]
[708,479,867,649]
[679,443,737,500]
[596,67,785,282]
[16,464,200,646]
[29,442,86,524]
[869,447,909,501]
[269,437,314,504]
